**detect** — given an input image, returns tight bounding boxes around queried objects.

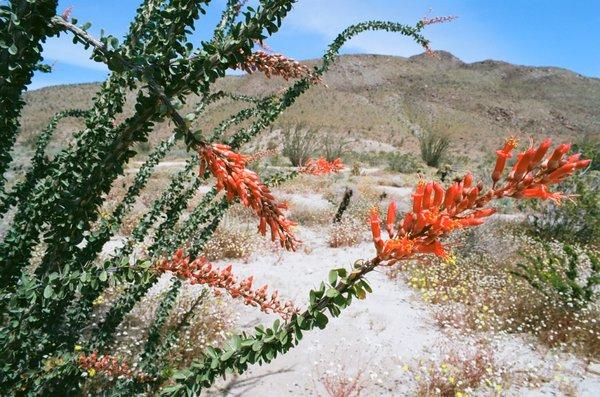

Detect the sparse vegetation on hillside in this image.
[18,53,600,161]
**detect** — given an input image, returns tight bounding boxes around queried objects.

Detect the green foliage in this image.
[528,172,600,246]
[419,130,450,167]
[512,243,599,310]
[573,139,600,172]
[322,132,354,162]
[0,1,431,394]
[387,152,425,174]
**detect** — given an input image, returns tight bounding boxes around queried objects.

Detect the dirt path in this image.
[205,226,600,396]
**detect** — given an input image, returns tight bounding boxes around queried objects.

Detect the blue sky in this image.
[29,0,600,89]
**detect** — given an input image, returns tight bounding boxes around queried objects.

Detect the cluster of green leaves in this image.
[528,172,600,247]
[0,0,431,395]
[513,243,599,310]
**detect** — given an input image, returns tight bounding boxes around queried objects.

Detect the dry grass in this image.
[407,341,504,397]
[328,218,366,248]
[201,219,265,261]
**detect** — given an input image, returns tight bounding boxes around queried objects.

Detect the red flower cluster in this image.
[198,143,297,250]
[300,157,345,175]
[157,248,299,320]
[78,352,148,381]
[370,138,590,265]
[238,51,321,83]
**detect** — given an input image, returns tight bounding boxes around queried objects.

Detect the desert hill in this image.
[18,51,600,161]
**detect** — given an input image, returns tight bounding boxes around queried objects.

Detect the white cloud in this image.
[41,34,108,72]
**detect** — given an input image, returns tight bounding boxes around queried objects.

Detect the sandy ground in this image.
[191,191,600,397]
[90,163,600,396]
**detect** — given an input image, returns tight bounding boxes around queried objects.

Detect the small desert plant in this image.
[528,173,600,246]
[387,152,425,173]
[320,365,366,397]
[419,131,450,167]
[323,132,355,162]
[573,139,600,171]
[328,217,365,248]
[410,343,502,397]
[201,221,263,261]
[282,124,319,166]
[512,243,599,310]
[350,162,362,176]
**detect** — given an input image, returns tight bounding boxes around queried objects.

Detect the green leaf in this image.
[325,288,340,298]
[43,285,54,299]
[8,44,17,55]
[99,271,108,282]
[314,312,328,329]
[328,269,338,285]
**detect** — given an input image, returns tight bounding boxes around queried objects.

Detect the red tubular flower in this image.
[300,157,344,175]
[157,249,299,320]
[546,143,571,170]
[412,181,426,213]
[531,138,552,165]
[510,147,535,181]
[198,143,298,250]
[492,137,518,184]
[369,207,384,254]
[369,137,589,266]
[521,185,566,203]
[385,201,397,237]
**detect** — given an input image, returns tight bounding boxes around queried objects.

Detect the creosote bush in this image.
[0,2,591,396]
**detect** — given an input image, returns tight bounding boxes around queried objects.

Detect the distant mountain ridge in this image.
[18,51,600,160]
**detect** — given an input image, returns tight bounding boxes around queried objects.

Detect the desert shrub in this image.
[350,162,362,176]
[573,139,600,171]
[201,221,263,261]
[397,221,600,358]
[282,124,319,166]
[322,132,355,162]
[419,131,450,167]
[84,283,235,394]
[528,172,600,246]
[387,152,425,173]
[328,217,366,248]
[512,243,599,310]
[289,202,335,227]
[409,342,503,397]
[319,365,366,397]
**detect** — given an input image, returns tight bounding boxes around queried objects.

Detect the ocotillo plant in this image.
[0,1,590,396]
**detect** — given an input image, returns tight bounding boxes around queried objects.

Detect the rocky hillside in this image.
[17,51,600,160]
